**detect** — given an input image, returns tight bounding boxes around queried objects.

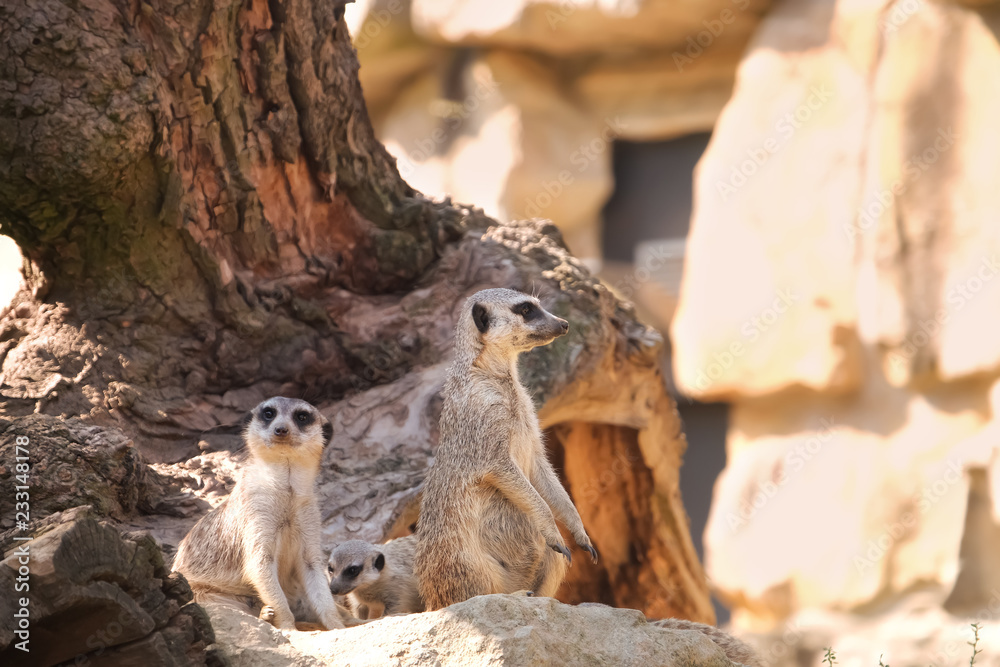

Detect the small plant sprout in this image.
[823,647,837,666]
[969,623,982,667]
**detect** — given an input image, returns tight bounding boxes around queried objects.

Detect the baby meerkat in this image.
[328,535,424,619]
[414,288,598,610]
[172,396,344,631]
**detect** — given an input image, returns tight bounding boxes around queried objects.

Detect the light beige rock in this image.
[345,0,445,124]
[854,0,1000,386]
[377,51,614,261]
[671,0,879,401]
[705,370,990,629]
[571,47,740,142]
[411,0,771,56]
[206,595,742,667]
[741,589,1000,667]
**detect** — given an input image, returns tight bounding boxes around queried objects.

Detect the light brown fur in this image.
[651,618,762,667]
[328,536,424,619]
[414,288,598,610]
[172,397,344,631]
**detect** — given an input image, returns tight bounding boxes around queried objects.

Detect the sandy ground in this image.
[0,236,22,309]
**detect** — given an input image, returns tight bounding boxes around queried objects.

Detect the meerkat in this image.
[650,618,762,667]
[328,535,424,619]
[414,288,598,610]
[172,396,344,631]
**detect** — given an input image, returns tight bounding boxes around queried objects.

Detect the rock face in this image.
[206,594,743,667]
[349,0,774,262]
[0,509,217,666]
[670,0,1000,648]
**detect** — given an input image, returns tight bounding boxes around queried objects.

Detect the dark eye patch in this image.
[294,410,314,428]
[344,565,362,579]
[260,407,276,422]
[512,301,540,321]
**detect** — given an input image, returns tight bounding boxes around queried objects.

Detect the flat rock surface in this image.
[207,595,739,667]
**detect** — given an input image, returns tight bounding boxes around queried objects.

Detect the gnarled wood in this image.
[0,0,713,624]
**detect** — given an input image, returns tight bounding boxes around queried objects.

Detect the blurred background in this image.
[4,0,1000,663]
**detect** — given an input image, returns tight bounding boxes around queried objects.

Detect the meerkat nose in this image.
[558,319,569,333]
[274,425,289,436]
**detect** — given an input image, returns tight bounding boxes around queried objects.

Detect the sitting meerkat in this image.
[328,535,424,619]
[172,396,344,631]
[414,288,598,610]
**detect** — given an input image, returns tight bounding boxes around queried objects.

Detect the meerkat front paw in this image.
[574,534,600,564]
[259,605,276,624]
[266,606,297,631]
[548,540,572,563]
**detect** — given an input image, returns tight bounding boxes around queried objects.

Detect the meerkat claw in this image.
[259,605,276,624]
[583,544,599,564]
[550,543,572,563]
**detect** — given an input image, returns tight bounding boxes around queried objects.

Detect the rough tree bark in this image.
[0,0,713,628]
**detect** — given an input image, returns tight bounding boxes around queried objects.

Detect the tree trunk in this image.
[0,0,713,622]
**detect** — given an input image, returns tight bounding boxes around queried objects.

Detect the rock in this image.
[0,415,159,530]
[410,0,771,56]
[704,374,985,619]
[670,0,1000,636]
[571,50,738,142]
[671,0,872,401]
[741,589,1000,667]
[206,594,741,667]
[377,52,612,261]
[0,512,218,666]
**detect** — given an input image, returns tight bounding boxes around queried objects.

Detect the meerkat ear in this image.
[240,410,254,430]
[374,553,385,571]
[321,419,333,446]
[472,303,490,334]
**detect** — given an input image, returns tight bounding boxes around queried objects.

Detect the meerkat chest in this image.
[507,386,541,475]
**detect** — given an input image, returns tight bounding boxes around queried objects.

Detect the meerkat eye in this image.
[261,407,276,421]
[345,565,361,578]
[294,410,313,426]
[512,301,539,321]
[328,564,335,575]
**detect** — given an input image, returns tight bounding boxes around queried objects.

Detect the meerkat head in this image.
[462,288,569,359]
[327,540,385,595]
[243,396,333,464]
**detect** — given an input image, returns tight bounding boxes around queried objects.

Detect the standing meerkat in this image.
[328,535,424,619]
[414,288,598,610]
[172,396,344,631]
